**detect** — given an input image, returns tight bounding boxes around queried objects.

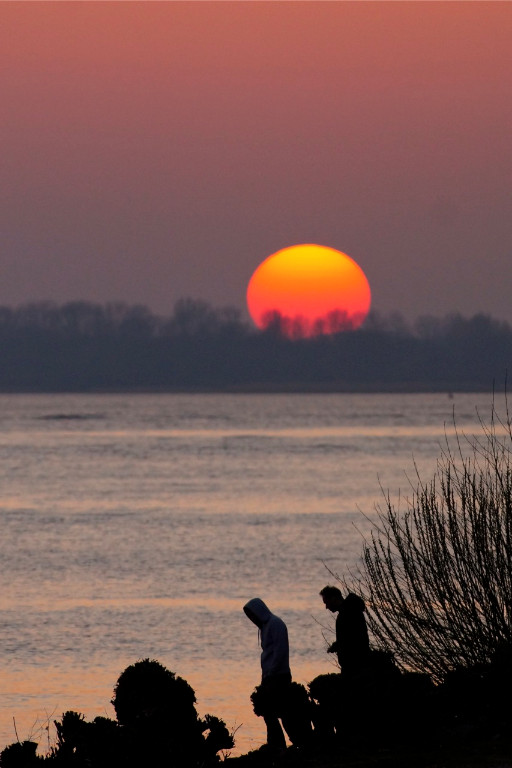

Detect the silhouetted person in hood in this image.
[320,585,370,677]
[243,597,293,753]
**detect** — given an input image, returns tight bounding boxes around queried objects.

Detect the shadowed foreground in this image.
[2,651,512,768]
[228,740,512,768]
[0,659,233,768]
[228,648,512,768]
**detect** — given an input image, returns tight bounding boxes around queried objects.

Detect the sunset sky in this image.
[1,1,511,325]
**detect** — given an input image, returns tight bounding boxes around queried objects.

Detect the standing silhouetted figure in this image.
[320,585,371,746]
[320,585,370,677]
[243,597,295,754]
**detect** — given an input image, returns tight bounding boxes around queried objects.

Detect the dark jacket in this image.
[334,592,370,671]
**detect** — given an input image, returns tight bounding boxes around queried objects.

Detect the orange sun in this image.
[246,244,371,338]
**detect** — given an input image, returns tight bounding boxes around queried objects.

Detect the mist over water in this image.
[0,392,498,755]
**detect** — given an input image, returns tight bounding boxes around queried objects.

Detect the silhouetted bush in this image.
[111,658,205,766]
[112,658,233,766]
[250,680,313,747]
[112,658,197,727]
[0,659,233,768]
[308,673,344,742]
[341,394,512,682]
[47,712,120,768]
[0,742,41,768]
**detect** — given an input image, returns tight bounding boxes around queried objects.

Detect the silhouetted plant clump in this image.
[113,659,234,766]
[112,658,197,727]
[0,659,233,768]
[250,681,313,748]
[0,741,41,768]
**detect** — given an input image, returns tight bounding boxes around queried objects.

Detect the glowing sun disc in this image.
[246,244,371,338]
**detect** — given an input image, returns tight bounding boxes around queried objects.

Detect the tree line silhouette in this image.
[0,299,511,391]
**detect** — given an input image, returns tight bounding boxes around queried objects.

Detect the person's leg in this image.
[263,713,286,751]
[258,674,293,752]
[280,687,314,748]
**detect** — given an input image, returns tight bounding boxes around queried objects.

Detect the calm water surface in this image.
[0,392,499,755]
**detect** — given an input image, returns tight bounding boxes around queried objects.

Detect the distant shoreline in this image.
[0,383,497,395]
[0,303,508,395]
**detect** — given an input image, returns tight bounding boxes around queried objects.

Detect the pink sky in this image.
[1,1,511,324]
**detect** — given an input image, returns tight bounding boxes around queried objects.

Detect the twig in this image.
[13,716,20,744]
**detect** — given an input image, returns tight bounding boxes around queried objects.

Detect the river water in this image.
[0,391,500,755]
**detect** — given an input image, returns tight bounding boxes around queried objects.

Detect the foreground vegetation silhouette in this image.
[338,395,512,682]
[3,650,512,768]
[0,299,511,391]
[0,659,233,768]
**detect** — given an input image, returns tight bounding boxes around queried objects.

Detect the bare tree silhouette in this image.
[341,393,512,681]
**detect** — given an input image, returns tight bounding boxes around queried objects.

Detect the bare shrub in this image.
[342,395,512,682]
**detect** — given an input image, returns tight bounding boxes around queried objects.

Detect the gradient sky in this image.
[1,1,511,325]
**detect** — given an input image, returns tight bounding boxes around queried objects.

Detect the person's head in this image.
[243,597,271,628]
[320,585,344,612]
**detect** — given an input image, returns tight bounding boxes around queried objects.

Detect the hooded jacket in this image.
[243,598,290,680]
